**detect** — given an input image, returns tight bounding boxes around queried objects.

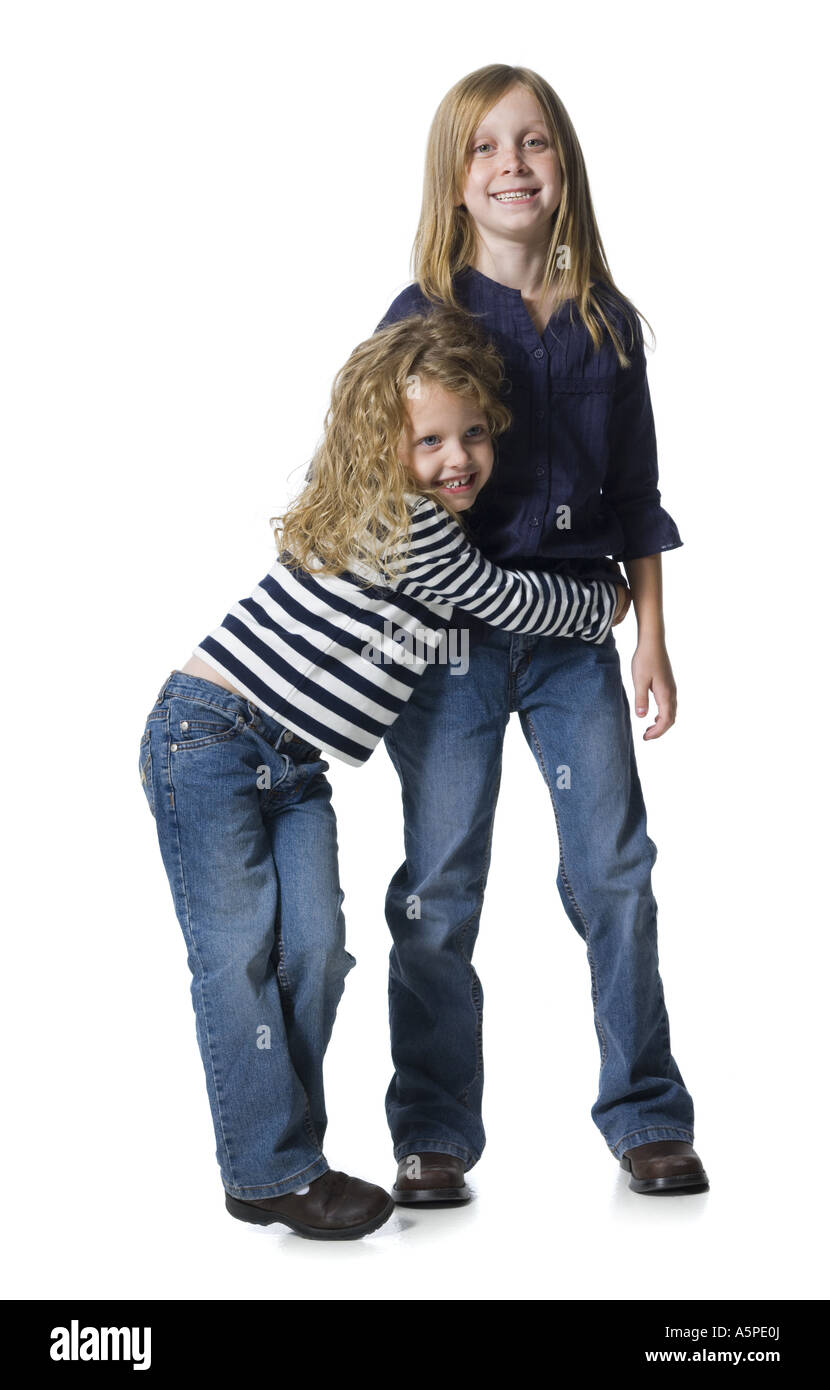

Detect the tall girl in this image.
[138,307,627,1239]
[376,65,708,1201]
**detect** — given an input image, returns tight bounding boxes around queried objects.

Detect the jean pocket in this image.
[138,726,155,818]
[168,696,246,751]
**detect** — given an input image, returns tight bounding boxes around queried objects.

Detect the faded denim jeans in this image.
[383,619,695,1167]
[138,671,355,1199]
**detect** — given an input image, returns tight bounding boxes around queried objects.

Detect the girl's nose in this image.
[447,440,472,467]
[501,146,530,173]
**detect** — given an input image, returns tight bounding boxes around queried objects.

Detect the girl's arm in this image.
[602,311,679,737]
[382,496,625,644]
[623,553,676,740]
[602,314,682,560]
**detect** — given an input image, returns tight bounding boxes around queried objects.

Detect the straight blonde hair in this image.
[272,307,512,582]
[412,63,653,364]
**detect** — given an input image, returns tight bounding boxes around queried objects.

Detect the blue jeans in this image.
[383,619,695,1167]
[138,671,355,1199]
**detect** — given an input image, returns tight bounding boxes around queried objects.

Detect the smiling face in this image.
[397,379,494,511]
[457,84,562,244]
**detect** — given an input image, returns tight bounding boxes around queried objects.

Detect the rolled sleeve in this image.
[603,317,683,561]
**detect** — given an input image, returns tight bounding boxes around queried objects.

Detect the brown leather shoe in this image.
[620,1140,709,1193]
[391,1152,471,1204]
[225,1169,394,1239]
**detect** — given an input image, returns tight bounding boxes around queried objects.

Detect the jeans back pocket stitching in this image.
[139,728,156,818]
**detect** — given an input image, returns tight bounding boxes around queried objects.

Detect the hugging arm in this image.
[389,497,622,644]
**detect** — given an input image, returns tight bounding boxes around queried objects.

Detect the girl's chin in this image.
[443,493,477,512]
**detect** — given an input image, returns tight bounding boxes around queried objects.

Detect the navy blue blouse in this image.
[376,266,682,586]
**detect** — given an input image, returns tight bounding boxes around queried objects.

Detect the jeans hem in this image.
[607,1126,695,1159]
[392,1139,478,1169]
[222,1154,329,1200]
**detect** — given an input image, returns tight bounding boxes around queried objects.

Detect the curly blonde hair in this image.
[272,307,512,582]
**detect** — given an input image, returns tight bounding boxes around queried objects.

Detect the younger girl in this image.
[138,307,628,1240]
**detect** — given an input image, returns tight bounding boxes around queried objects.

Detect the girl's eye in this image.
[471,137,546,155]
[417,428,484,446]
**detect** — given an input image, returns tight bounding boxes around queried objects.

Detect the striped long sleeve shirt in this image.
[194,493,620,767]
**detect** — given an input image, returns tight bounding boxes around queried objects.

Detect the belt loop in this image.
[155,669,176,705]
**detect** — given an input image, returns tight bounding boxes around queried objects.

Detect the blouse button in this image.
[535,466,545,476]
[533,347,544,360]
[530,517,540,527]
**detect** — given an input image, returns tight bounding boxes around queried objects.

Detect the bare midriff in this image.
[179,653,250,700]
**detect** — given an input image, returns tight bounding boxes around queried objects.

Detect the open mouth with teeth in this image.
[490,188,540,203]
[437,472,476,492]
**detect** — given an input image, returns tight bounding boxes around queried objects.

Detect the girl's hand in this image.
[613,583,632,626]
[632,635,677,740]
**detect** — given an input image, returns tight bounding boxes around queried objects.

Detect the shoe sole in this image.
[391,1184,471,1205]
[619,1158,710,1194]
[225,1191,395,1239]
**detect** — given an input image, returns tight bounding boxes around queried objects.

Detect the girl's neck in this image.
[472,241,556,333]
[471,238,550,299]
[472,241,557,336]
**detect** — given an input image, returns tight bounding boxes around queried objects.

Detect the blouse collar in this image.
[457,264,571,321]
[457,265,524,300]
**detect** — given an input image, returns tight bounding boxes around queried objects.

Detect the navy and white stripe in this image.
[195,495,620,767]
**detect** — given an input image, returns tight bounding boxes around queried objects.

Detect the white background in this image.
[2,0,827,1302]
